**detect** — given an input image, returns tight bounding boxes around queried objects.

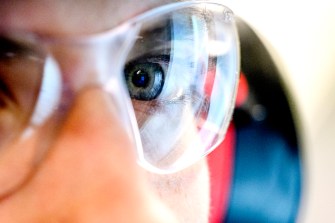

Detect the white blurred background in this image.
[229,0,335,222]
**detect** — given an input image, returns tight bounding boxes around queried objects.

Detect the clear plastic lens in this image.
[124,5,239,172]
[0,36,47,195]
[0,1,239,194]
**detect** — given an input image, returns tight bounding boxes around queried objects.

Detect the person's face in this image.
[0,1,211,222]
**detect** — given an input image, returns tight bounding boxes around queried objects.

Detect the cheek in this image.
[146,159,210,223]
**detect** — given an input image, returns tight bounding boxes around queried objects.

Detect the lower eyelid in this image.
[156,92,203,107]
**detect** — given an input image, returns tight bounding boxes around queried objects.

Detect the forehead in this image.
[0,0,177,36]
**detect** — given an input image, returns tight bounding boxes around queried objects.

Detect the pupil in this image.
[132,70,149,88]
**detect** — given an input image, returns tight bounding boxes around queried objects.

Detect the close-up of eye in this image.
[124,55,168,101]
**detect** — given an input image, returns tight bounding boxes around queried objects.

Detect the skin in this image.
[0,1,211,222]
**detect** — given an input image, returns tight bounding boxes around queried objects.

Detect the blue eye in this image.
[124,58,166,101]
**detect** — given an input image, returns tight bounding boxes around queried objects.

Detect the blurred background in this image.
[228,0,335,222]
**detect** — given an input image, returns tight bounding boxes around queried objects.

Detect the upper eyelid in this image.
[144,55,170,63]
[126,54,170,65]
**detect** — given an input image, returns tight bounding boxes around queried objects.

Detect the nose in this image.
[0,87,176,222]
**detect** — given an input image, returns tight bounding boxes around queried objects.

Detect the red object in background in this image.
[208,73,248,223]
[235,72,248,107]
[208,124,235,223]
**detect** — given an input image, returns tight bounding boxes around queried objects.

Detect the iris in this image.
[124,60,165,101]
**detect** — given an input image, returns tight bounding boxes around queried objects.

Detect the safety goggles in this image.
[0,1,239,195]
